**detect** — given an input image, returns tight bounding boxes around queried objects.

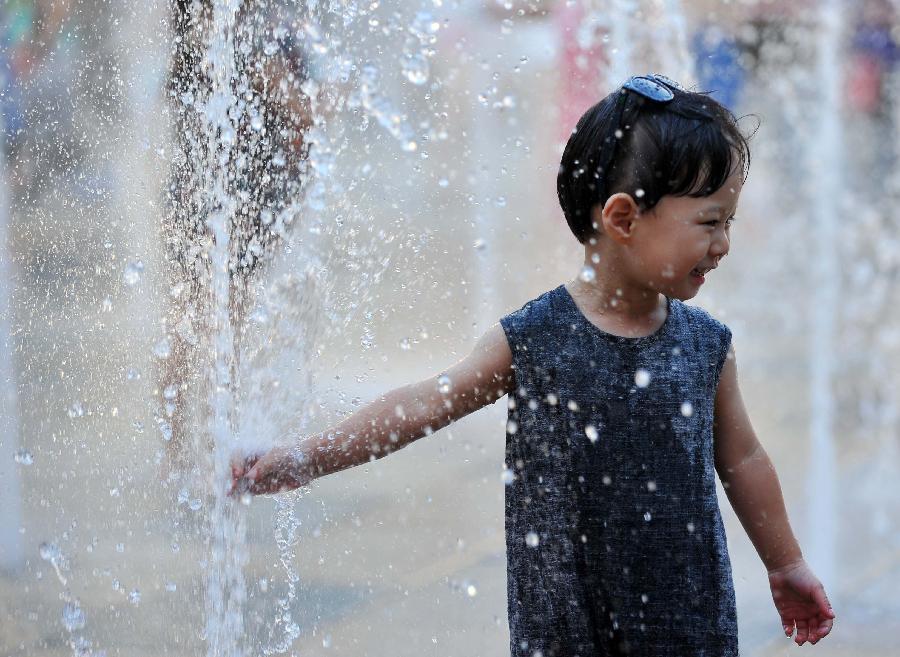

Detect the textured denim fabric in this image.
[499,284,736,657]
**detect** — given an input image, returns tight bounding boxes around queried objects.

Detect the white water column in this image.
[0,100,24,573]
[806,0,842,589]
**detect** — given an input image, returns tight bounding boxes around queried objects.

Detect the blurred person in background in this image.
[845,0,898,191]
[692,19,745,111]
[159,1,315,479]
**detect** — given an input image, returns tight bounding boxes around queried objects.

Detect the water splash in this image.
[201,2,247,656]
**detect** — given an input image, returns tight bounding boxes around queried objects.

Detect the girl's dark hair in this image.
[557,82,756,244]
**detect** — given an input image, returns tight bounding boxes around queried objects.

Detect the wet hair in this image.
[557,82,756,244]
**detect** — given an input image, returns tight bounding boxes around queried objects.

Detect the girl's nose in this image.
[711,229,730,258]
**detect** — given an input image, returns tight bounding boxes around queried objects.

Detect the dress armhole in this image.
[713,324,733,387]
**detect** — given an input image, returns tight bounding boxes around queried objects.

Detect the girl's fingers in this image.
[813,585,835,618]
[808,616,819,644]
[795,618,808,645]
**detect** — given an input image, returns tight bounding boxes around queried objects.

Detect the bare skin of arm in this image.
[713,343,835,646]
[232,324,514,494]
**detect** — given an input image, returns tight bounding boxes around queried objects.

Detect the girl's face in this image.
[629,169,742,301]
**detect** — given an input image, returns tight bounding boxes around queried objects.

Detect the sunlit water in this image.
[3,1,900,655]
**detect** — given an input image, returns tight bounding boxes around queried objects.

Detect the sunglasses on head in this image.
[592,74,686,205]
[621,73,685,102]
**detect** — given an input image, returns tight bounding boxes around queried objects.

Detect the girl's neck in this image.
[567,256,666,325]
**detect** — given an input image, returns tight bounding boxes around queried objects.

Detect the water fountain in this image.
[3,1,899,655]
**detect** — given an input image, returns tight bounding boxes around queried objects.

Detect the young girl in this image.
[232,74,835,655]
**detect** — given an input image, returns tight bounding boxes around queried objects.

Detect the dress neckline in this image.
[557,284,674,345]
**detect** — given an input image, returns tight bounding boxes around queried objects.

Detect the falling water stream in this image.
[201,2,247,656]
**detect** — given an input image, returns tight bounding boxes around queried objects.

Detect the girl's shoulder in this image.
[499,285,568,335]
[500,285,564,325]
[675,300,732,341]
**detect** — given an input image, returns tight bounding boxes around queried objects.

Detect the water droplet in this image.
[525,531,539,547]
[437,374,452,394]
[641,593,649,603]
[189,498,202,511]
[153,338,171,359]
[635,188,645,198]
[506,419,518,434]
[602,474,612,485]
[15,449,34,465]
[263,40,278,56]
[578,265,596,283]
[591,253,601,264]
[123,261,144,286]
[68,401,85,418]
[126,367,141,381]
[128,589,141,606]
[322,635,332,648]
[399,337,411,350]
[643,511,652,522]
[165,582,177,592]
[180,91,194,106]
[567,399,579,411]
[585,425,598,443]
[438,177,449,188]
[115,543,125,553]
[473,238,486,250]
[62,602,85,632]
[250,115,264,131]
[545,393,558,406]
[635,369,651,388]
[466,583,478,597]
[494,196,507,208]
[501,467,514,485]
[680,401,694,417]
[401,53,430,85]
[686,522,695,533]
[647,481,657,492]
[39,542,60,561]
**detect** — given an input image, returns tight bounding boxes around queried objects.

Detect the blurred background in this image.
[1,0,899,655]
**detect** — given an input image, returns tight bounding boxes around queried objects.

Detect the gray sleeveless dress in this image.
[499,284,737,657]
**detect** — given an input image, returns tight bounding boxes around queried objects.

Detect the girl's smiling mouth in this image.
[690,265,716,283]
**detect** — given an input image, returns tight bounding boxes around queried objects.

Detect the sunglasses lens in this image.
[648,73,684,92]
[623,76,674,102]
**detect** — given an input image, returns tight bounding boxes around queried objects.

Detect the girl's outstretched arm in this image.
[713,342,835,647]
[233,324,514,495]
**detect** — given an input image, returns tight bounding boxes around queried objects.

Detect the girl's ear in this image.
[598,193,641,244]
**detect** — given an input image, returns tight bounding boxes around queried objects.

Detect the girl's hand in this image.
[767,560,835,646]
[229,444,314,496]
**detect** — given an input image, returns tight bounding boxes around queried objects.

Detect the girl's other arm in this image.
[713,343,835,646]
[235,324,514,494]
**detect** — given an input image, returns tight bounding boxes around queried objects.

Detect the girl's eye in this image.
[705,216,736,227]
